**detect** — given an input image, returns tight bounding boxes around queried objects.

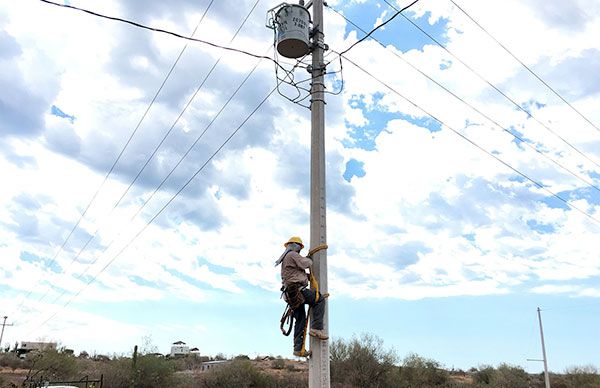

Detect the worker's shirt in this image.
[281,250,312,287]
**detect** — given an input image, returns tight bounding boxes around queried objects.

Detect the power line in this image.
[26,75,289,336]
[341,53,600,227]
[37,0,290,73]
[20,0,262,310]
[380,0,600,171]
[327,6,600,197]
[335,0,421,59]
[11,0,217,314]
[449,0,600,136]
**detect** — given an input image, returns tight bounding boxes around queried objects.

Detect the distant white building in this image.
[170,340,190,357]
[200,360,230,372]
[16,341,57,359]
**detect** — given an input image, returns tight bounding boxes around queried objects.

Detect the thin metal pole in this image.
[308,0,329,386]
[0,316,6,350]
[0,316,13,351]
[537,307,551,388]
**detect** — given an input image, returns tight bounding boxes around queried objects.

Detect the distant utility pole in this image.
[0,316,14,352]
[537,307,551,388]
[308,0,329,387]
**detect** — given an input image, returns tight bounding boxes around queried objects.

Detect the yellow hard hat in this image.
[284,236,304,249]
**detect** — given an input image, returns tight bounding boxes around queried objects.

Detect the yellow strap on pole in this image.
[300,244,329,356]
[308,243,328,257]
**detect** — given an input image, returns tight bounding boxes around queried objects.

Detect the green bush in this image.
[96,355,176,388]
[0,352,22,370]
[97,357,131,388]
[271,358,286,370]
[473,365,495,385]
[472,364,530,388]
[132,355,176,387]
[394,353,450,387]
[563,365,600,388]
[200,360,273,388]
[25,349,78,381]
[330,333,398,387]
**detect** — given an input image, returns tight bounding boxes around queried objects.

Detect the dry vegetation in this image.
[1,335,599,387]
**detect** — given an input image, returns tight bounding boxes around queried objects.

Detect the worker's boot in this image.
[309,329,328,340]
[293,349,312,358]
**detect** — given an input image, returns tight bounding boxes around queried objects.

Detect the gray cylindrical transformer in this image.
[275,4,311,58]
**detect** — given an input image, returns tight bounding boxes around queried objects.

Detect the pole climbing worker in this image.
[275,236,328,358]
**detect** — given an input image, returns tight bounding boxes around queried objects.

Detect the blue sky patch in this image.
[20,251,61,273]
[337,2,449,53]
[527,219,555,234]
[205,262,235,276]
[343,158,366,182]
[521,99,547,111]
[463,233,475,242]
[129,275,158,287]
[51,105,76,123]
[343,93,440,150]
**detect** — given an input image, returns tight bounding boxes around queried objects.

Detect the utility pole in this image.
[268,0,330,385]
[537,307,551,388]
[308,0,329,386]
[0,316,14,352]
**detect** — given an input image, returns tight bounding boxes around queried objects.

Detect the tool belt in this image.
[282,282,306,310]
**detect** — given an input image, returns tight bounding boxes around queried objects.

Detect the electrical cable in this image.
[449,0,600,136]
[37,0,291,74]
[10,0,217,315]
[381,0,600,171]
[328,7,600,197]
[334,0,420,59]
[17,0,263,311]
[341,53,600,227]
[25,69,298,336]
[40,53,263,310]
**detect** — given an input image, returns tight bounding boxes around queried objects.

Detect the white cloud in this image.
[1,0,600,358]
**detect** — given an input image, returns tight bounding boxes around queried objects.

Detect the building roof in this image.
[190,347,199,352]
[172,341,186,345]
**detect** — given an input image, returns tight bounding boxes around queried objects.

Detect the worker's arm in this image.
[289,251,313,269]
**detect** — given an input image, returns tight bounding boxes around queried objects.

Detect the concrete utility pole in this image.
[308,0,330,386]
[0,316,14,352]
[537,307,551,388]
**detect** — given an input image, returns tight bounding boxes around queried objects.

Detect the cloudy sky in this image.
[1,0,600,372]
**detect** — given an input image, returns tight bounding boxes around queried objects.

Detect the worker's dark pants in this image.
[293,288,325,351]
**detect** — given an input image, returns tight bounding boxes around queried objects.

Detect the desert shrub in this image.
[394,353,450,387]
[25,349,77,381]
[271,358,286,370]
[473,365,495,385]
[132,355,176,387]
[330,333,398,387]
[200,360,273,388]
[0,352,22,370]
[495,364,529,387]
[96,355,176,388]
[170,354,204,371]
[276,373,308,387]
[472,364,530,388]
[285,362,298,372]
[563,365,600,388]
[97,357,131,388]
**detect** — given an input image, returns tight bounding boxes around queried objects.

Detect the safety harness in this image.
[279,243,328,356]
